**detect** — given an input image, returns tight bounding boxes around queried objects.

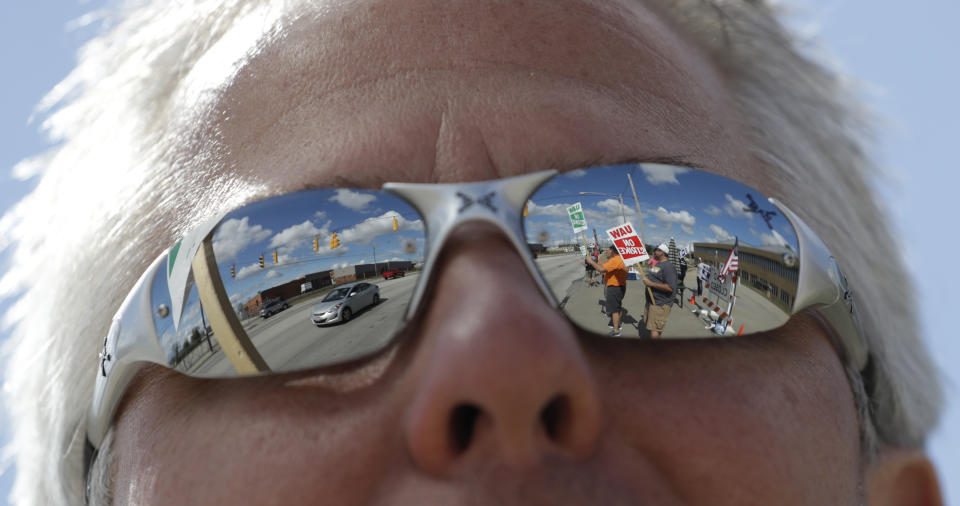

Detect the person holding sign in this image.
[643,244,679,338]
[696,257,707,296]
[585,245,628,337]
[584,245,600,287]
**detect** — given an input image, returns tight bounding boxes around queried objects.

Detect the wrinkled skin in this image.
[112,0,871,504]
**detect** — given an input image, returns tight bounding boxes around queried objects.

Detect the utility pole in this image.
[626,173,647,245]
[624,173,656,303]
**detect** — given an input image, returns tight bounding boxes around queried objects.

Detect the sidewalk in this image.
[560,269,790,339]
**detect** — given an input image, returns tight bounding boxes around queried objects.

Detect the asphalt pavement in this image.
[175,254,795,375]
[183,274,419,376]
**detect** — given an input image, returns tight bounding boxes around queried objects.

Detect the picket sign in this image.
[605,222,649,267]
[698,263,711,282]
[567,202,588,234]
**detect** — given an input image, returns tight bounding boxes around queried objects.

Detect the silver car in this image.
[310,282,380,325]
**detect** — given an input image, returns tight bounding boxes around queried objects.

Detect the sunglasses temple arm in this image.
[770,198,868,371]
[87,252,168,449]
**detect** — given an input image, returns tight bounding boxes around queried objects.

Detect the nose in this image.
[404,223,602,476]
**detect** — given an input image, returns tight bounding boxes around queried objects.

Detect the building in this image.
[693,240,799,312]
[332,266,358,285]
[299,271,334,293]
[241,269,334,315]
[335,261,415,283]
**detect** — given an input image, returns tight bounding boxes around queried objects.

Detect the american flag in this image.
[720,237,739,280]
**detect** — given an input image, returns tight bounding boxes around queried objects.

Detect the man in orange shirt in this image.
[585,245,628,336]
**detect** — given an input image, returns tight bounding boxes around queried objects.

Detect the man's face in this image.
[111,0,863,504]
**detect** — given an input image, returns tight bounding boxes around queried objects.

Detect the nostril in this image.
[540,394,571,442]
[450,404,481,453]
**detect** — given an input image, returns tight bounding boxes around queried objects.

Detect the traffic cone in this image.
[689,294,696,305]
[737,324,744,336]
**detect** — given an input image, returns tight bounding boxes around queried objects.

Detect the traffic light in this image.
[330,233,340,249]
[523,204,528,217]
[272,250,278,264]
[313,237,319,251]
[230,265,235,278]
[259,255,264,268]
[392,217,398,231]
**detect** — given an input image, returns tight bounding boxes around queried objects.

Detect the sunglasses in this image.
[86,163,866,451]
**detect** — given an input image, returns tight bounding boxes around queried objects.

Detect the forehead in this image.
[180,0,764,197]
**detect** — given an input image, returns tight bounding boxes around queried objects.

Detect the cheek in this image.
[111,372,406,505]
[589,336,862,505]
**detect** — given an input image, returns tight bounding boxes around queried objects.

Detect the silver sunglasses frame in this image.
[87,168,868,450]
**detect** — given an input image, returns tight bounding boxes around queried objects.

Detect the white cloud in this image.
[525,220,569,245]
[704,205,722,217]
[329,189,377,212]
[269,220,327,254]
[596,199,628,216]
[650,206,696,235]
[723,194,754,220]
[709,224,733,243]
[270,253,294,266]
[314,210,327,220]
[759,229,790,248]
[592,199,637,222]
[236,263,263,279]
[565,169,588,178]
[339,210,424,246]
[580,199,642,239]
[529,199,646,243]
[640,164,690,185]
[212,217,272,261]
[525,201,571,218]
[264,269,283,279]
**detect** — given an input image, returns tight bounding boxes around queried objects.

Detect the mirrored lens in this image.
[524,164,800,338]
[152,189,426,377]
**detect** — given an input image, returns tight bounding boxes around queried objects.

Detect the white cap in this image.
[656,243,670,253]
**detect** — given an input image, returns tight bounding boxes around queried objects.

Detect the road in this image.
[182,274,420,376]
[176,253,794,375]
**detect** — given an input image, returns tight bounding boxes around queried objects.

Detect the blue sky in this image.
[210,188,425,307]
[1,0,957,503]
[526,164,799,253]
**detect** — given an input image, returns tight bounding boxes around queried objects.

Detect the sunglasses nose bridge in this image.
[383,170,559,321]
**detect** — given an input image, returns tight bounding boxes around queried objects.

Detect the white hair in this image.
[0,0,942,504]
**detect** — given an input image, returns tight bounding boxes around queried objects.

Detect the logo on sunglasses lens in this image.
[456,191,497,213]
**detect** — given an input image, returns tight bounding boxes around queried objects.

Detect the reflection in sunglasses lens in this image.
[154,189,426,377]
[523,164,799,339]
